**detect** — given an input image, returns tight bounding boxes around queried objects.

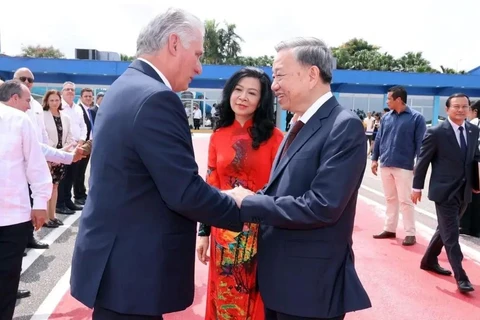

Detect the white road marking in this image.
[22,212,82,275]
[30,267,72,320]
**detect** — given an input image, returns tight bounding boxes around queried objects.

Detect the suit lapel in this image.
[267,96,339,187]
[129,59,165,85]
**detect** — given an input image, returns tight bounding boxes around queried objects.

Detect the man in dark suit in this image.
[228,38,371,320]
[412,93,480,293]
[70,8,242,320]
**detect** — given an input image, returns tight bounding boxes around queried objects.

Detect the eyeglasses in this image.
[18,76,34,83]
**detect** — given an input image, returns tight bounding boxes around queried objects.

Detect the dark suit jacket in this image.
[90,105,98,124]
[70,59,242,316]
[413,120,480,203]
[240,97,372,318]
[78,102,94,140]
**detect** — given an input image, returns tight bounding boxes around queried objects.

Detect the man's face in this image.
[271,49,310,113]
[81,91,93,106]
[171,31,203,92]
[14,69,34,91]
[446,97,469,123]
[62,83,75,102]
[9,86,31,112]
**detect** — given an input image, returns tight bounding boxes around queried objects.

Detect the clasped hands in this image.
[222,185,255,207]
[62,141,89,163]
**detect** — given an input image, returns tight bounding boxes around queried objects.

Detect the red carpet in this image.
[46,137,480,319]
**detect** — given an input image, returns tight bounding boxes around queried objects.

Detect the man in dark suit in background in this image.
[70,8,243,320]
[412,93,480,293]
[228,38,371,320]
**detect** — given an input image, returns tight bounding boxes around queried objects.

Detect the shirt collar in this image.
[137,58,172,90]
[298,91,333,124]
[448,116,465,131]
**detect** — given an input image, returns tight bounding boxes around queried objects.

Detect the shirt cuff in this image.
[65,152,74,165]
[32,199,48,210]
[412,188,422,192]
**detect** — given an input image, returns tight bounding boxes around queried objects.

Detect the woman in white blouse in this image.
[43,90,73,228]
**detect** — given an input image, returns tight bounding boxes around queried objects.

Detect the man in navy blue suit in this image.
[70,8,242,320]
[227,38,372,320]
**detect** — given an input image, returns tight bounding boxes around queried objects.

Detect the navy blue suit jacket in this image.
[413,120,480,203]
[240,96,372,318]
[70,60,242,316]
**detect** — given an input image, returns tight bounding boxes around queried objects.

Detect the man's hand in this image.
[31,209,47,231]
[473,189,480,194]
[196,236,210,265]
[371,160,378,176]
[61,142,77,152]
[411,190,422,204]
[223,186,254,207]
[72,146,87,162]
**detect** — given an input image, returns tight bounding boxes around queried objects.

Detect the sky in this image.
[1,0,479,72]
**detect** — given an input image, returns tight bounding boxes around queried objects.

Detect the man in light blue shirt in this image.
[371,86,426,246]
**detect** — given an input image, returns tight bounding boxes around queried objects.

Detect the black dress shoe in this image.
[420,263,452,276]
[458,280,474,293]
[402,236,416,246]
[66,201,83,211]
[75,198,86,206]
[26,239,49,249]
[17,290,31,299]
[56,205,75,215]
[373,231,396,239]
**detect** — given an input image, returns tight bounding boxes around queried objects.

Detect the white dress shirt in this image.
[298,91,333,125]
[26,98,49,144]
[78,102,94,140]
[23,98,75,165]
[0,104,53,227]
[137,58,172,89]
[62,99,87,142]
[447,117,467,147]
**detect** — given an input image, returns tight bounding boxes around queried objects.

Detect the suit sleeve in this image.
[239,116,367,229]
[198,133,221,236]
[412,127,436,190]
[133,90,242,232]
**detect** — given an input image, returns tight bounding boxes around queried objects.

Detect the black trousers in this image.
[92,305,163,320]
[27,186,35,244]
[265,308,345,320]
[460,192,480,236]
[57,156,89,207]
[422,198,469,281]
[73,156,89,200]
[193,118,200,130]
[0,221,31,320]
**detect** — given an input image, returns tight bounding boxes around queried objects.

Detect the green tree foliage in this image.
[21,45,65,59]
[331,38,465,74]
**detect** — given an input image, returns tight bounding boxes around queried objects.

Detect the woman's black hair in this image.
[214,67,275,150]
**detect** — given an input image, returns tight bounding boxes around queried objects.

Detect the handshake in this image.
[222,185,255,207]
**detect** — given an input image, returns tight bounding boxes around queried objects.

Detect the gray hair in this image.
[0,80,25,102]
[275,37,334,83]
[136,7,204,56]
[62,81,75,89]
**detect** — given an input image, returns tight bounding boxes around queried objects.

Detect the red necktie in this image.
[281,120,304,159]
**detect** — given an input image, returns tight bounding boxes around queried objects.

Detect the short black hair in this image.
[388,86,407,104]
[446,93,470,108]
[470,100,480,116]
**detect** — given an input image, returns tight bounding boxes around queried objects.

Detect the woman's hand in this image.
[196,236,210,265]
